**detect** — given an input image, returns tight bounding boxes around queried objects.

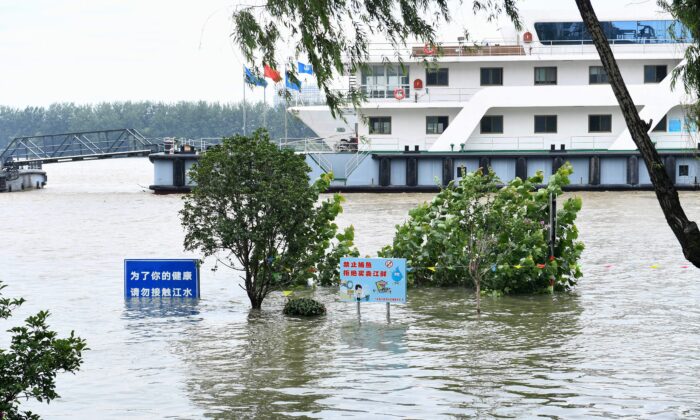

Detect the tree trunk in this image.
[475,278,481,315]
[575,0,700,267]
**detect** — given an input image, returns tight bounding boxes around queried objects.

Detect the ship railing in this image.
[569,136,616,150]
[464,137,545,151]
[527,41,688,57]
[347,37,690,62]
[651,133,699,149]
[300,86,479,105]
[344,137,372,179]
[279,137,334,173]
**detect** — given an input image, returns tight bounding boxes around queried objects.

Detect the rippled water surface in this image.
[2,158,700,419]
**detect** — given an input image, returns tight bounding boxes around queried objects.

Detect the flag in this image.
[263,64,282,82]
[285,73,301,91]
[298,62,313,74]
[244,67,267,87]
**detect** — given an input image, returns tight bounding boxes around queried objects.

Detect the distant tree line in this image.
[0,101,316,149]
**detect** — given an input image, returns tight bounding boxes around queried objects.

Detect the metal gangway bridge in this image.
[0,129,369,187]
[0,128,163,168]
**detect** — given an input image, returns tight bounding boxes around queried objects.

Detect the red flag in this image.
[263,64,282,82]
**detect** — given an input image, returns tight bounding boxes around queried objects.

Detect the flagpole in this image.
[243,72,247,136]
[284,58,289,141]
[263,85,267,127]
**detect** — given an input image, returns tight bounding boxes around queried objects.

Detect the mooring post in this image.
[548,192,557,294]
[386,302,391,324]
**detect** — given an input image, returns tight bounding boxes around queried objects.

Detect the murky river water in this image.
[2,158,700,419]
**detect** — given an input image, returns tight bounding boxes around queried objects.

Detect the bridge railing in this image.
[0,128,159,166]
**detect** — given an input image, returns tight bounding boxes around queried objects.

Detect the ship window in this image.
[368,117,391,134]
[589,115,612,132]
[644,65,667,83]
[480,68,503,86]
[480,116,504,134]
[534,67,557,85]
[426,116,449,134]
[534,20,693,45]
[589,66,609,84]
[360,65,410,98]
[534,115,557,133]
[652,115,667,132]
[426,68,449,86]
[679,165,689,176]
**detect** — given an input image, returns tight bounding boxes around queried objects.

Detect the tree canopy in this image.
[0,101,315,150]
[180,130,356,309]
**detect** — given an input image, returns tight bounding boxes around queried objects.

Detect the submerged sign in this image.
[339,257,407,303]
[124,259,200,299]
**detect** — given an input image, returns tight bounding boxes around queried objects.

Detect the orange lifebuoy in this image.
[423,43,435,55]
[393,88,405,100]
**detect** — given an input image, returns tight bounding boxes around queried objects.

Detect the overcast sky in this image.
[0,0,661,108]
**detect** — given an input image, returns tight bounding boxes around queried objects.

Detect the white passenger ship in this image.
[282,9,700,191]
[148,7,700,193]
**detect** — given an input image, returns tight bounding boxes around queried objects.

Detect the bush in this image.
[379,163,584,294]
[282,297,327,317]
[0,281,87,419]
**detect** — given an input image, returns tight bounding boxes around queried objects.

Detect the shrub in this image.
[0,281,87,419]
[379,163,584,294]
[282,297,327,317]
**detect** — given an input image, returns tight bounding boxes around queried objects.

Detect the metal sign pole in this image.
[386,302,391,323]
[357,300,361,324]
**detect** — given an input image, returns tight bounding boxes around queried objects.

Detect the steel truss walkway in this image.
[0,128,161,167]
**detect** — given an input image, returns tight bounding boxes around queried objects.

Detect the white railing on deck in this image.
[300,86,479,105]
[651,133,698,149]
[356,39,689,62]
[464,137,545,151]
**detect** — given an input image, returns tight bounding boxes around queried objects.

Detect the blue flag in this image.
[285,74,301,91]
[244,67,267,87]
[298,62,313,75]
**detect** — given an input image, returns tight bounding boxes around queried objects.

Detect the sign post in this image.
[340,257,407,323]
[124,259,200,299]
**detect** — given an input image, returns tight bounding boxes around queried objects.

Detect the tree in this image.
[574,0,700,267]
[379,164,584,305]
[660,1,700,112]
[233,0,700,267]
[458,169,500,314]
[179,129,350,309]
[0,101,315,150]
[0,281,87,420]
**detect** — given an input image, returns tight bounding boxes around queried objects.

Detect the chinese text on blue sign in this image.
[124,259,200,299]
[339,257,407,303]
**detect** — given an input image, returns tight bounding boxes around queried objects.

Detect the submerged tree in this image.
[180,129,354,309]
[0,281,87,420]
[380,164,584,304]
[233,0,700,267]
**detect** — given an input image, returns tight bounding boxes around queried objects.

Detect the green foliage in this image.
[0,101,315,150]
[180,130,355,309]
[282,297,327,317]
[232,1,520,118]
[316,226,361,287]
[0,282,87,420]
[659,0,700,127]
[379,164,584,294]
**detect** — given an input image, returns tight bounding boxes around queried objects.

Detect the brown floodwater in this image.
[1,158,699,419]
